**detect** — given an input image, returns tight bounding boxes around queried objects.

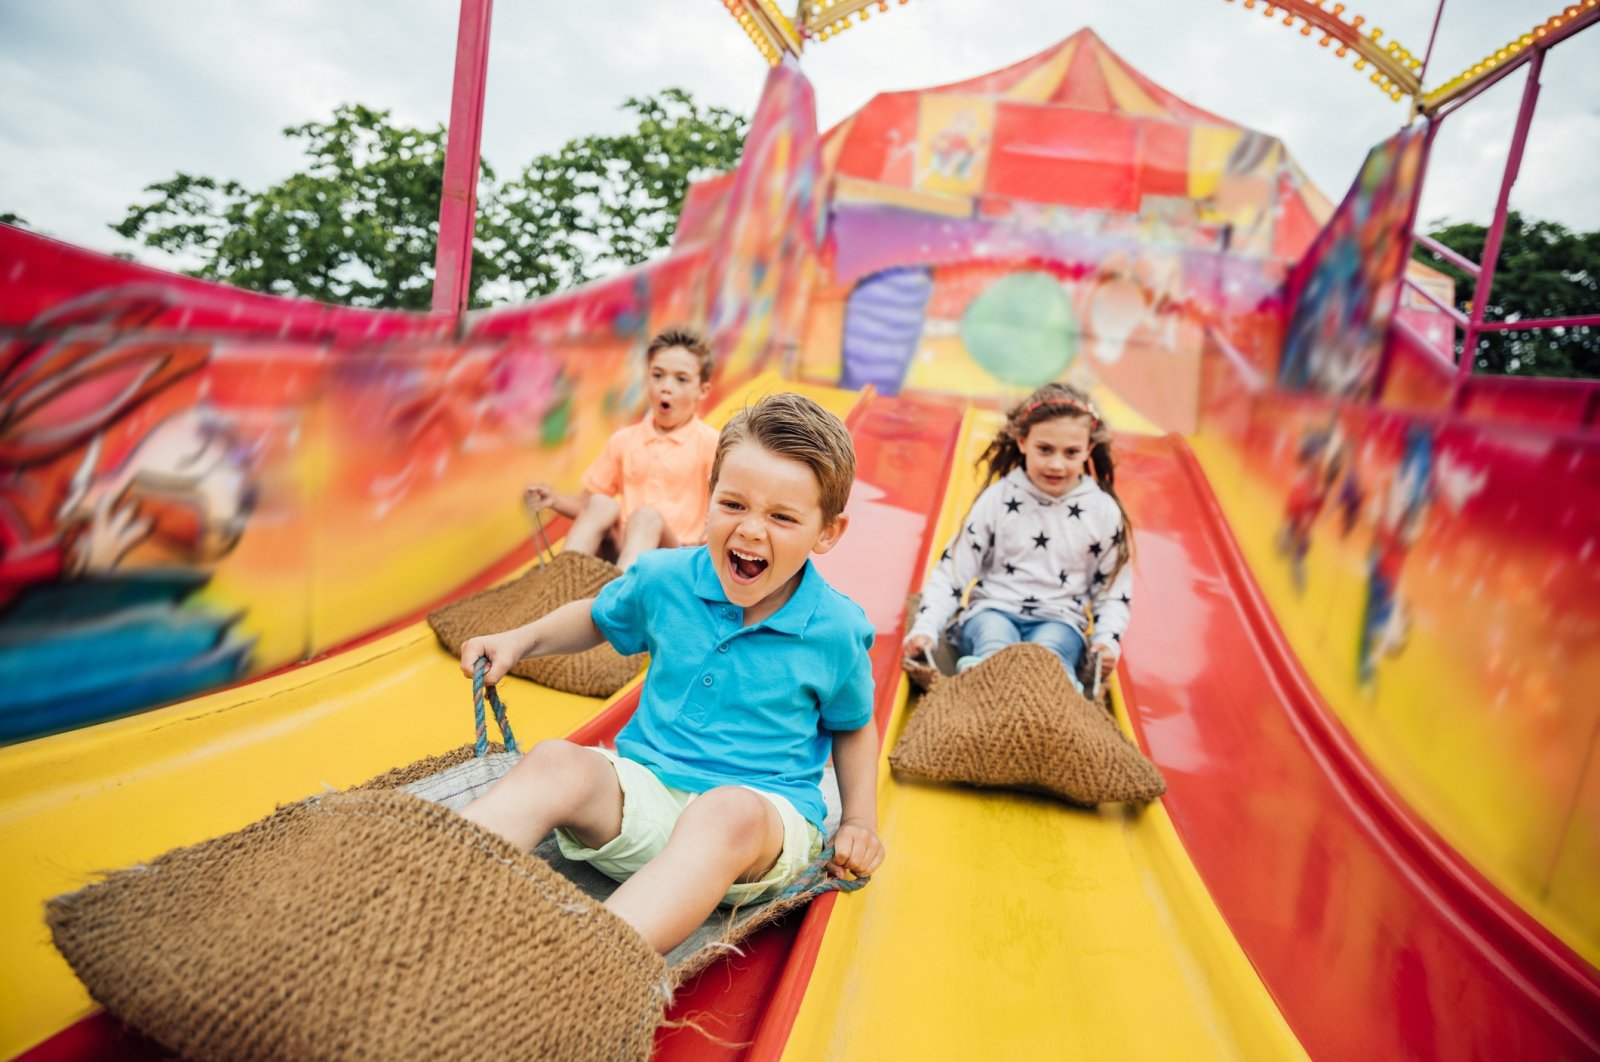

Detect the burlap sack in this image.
[46,788,670,1062]
[378,747,852,987]
[889,643,1166,806]
[428,551,645,697]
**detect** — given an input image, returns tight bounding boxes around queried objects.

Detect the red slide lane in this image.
[1116,433,1600,1060]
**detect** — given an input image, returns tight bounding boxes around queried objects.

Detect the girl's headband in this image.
[1017,395,1100,427]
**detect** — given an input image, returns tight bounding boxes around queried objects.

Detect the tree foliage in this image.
[1413,212,1599,378]
[493,89,749,298]
[113,92,746,310]
[0,212,27,228]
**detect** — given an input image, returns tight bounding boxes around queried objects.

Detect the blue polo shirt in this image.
[590,546,875,830]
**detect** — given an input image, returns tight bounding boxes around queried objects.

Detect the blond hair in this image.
[647,326,714,384]
[711,392,856,522]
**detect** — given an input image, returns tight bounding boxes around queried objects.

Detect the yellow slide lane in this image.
[0,372,858,1058]
[782,409,1307,1059]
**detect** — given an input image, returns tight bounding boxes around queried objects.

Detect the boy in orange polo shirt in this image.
[525,328,718,570]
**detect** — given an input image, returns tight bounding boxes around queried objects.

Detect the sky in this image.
[1,0,1595,274]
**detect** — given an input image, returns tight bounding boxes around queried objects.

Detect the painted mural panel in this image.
[1193,373,1600,963]
[1280,126,1427,398]
[0,267,639,744]
[0,56,823,743]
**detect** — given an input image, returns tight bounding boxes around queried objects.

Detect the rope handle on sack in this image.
[472,657,520,758]
[529,507,555,572]
[773,846,871,903]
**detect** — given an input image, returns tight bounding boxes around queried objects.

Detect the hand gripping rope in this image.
[472,657,520,758]
[775,846,871,900]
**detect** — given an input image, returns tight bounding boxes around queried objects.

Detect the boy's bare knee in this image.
[513,739,592,788]
[581,494,620,524]
[629,506,664,533]
[679,787,773,851]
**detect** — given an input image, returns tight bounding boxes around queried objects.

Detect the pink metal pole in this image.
[1452,48,1543,410]
[1417,0,1447,84]
[430,0,496,318]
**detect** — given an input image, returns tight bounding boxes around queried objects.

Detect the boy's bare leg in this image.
[604,788,784,953]
[459,740,623,853]
[563,494,621,557]
[614,507,680,570]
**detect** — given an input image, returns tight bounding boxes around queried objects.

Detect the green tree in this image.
[1413,212,1599,378]
[113,91,747,309]
[490,88,748,299]
[114,104,486,309]
[0,212,27,227]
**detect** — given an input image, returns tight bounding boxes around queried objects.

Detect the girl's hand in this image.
[827,819,885,879]
[1097,646,1119,681]
[902,633,936,662]
[460,631,528,685]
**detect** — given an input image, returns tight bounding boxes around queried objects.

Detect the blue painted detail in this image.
[0,569,208,625]
[0,569,253,745]
[0,639,253,744]
[840,266,933,396]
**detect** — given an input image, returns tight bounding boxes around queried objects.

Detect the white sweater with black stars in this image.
[909,468,1133,653]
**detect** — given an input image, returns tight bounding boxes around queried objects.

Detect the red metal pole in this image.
[1452,48,1542,411]
[431,0,496,318]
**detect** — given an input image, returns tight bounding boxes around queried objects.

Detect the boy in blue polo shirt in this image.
[458,392,884,954]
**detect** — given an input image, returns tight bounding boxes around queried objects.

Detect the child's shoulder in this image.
[1070,479,1122,521]
[627,544,700,584]
[604,418,648,446]
[807,567,874,642]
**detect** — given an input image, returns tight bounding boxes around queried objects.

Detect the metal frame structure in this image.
[1397,3,1600,408]
[1220,0,1422,102]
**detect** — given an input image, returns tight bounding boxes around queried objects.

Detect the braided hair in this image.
[977,382,1134,576]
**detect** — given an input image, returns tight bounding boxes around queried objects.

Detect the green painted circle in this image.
[959,271,1077,387]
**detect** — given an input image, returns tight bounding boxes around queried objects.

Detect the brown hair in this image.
[710,392,856,523]
[647,326,714,384]
[978,381,1134,576]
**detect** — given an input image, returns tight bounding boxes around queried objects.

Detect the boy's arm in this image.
[459,597,606,684]
[524,483,594,520]
[828,723,885,879]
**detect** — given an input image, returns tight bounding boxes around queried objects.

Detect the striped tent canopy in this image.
[819,28,1336,262]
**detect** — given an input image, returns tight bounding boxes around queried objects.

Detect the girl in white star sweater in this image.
[905,383,1134,690]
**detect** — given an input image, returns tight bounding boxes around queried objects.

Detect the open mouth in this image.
[728,547,769,583]
[658,399,673,413]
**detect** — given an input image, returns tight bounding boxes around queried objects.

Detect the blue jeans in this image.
[959,610,1085,676]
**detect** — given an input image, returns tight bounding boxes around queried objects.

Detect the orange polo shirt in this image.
[581,416,719,545]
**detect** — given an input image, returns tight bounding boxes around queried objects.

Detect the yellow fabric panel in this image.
[915,95,995,198]
[1094,39,1169,117]
[833,175,974,218]
[1188,126,1242,200]
[1005,38,1078,102]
